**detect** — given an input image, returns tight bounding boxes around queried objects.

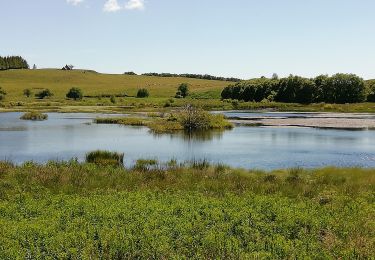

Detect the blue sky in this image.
[1,0,375,79]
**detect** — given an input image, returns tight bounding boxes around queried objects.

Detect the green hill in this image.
[0,69,229,101]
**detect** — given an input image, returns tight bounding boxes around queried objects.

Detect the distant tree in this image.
[36,89,53,99]
[124,71,137,75]
[32,64,37,70]
[272,73,279,80]
[23,88,32,97]
[366,81,375,102]
[66,87,83,100]
[137,88,149,98]
[326,73,366,103]
[176,83,190,98]
[0,87,7,101]
[110,95,116,104]
[0,56,29,70]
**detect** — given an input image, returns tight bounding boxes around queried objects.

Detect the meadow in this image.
[0,159,374,259]
[1,69,375,113]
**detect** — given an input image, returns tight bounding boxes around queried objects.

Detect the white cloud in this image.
[103,0,145,12]
[66,0,84,6]
[103,0,122,12]
[125,0,145,10]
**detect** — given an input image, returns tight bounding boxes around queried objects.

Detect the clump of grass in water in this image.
[95,117,145,126]
[20,111,48,121]
[85,150,124,166]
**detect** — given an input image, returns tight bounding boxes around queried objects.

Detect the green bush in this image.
[66,87,83,100]
[176,83,190,98]
[20,111,48,121]
[35,89,53,99]
[137,88,150,98]
[0,87,6,101]
[23,88,32,97]
[85,150,124,166]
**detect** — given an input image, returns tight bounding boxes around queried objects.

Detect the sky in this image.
[1,0,375,79]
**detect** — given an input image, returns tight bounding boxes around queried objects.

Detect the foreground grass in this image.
[0,160,374,258]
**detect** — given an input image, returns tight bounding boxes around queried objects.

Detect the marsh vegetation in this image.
[95,105,233,133]
[0,158,373,258]
[20,111,48,121]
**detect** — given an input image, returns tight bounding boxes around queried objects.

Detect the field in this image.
[1,69,375,113]
[0,160,374,258]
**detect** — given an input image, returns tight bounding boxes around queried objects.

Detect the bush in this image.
[20,111,48,121]
[35,89,53,99]
[85,150,124,166]
[23,88,32,97]
[110,95,116,104]
[137,88,150,98]
[0,87,6,101]
[66,87,83,100]
[176,83,190,98]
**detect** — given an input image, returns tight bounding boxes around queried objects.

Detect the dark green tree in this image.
[176,83,190,98]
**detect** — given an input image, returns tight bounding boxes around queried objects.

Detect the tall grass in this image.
[0,160,373,258]
[85,150,124,166]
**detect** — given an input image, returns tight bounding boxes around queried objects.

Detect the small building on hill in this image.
[62,64,74,70]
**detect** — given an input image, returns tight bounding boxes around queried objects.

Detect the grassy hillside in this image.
[0,69,227,100]
[0,160,374,258]
[1,69,375,113]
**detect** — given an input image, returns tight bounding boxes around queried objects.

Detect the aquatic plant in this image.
[85,150,124,166]
[20,111,48,121]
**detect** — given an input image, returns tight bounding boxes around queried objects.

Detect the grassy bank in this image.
[0,160,373,258]
[1,69,375,113]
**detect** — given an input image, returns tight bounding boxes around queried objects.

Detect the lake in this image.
[1,112,375,169]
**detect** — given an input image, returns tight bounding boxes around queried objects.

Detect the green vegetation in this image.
[96,106,233,133]
[0,160,373,258]
[0,55,29,70]
[85,150,124,166]
[66,87,83,100]
[136,88,150,98]
[0,69,375,113]
[95,117,145,126]
[0,87,6,101]
[142,72,241,82]
[35,89,53,99]
[222,74,367,104]
[23,88,32,97]
[20,111,48,121]
[175,83,190,98]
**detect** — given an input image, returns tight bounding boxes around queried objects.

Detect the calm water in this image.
[1,112,375,169]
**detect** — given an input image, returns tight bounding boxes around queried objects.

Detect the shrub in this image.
[66,87,83,100]
[176,83,190,98]
[20,111,48,121]
[110,95,116,104]
[85,150,124,166]
[0,87,6,101]
[137,88,149,98]
[23,88,32,97]
[35,89,53,99]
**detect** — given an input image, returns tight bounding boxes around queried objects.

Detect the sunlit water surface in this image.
[1,112,375,169]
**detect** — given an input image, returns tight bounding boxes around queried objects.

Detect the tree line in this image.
[221,74,370,104]
[140,72,241,82]
[0,56,29,70]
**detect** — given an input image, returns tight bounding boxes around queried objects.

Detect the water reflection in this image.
[0,112,375,169]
